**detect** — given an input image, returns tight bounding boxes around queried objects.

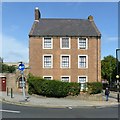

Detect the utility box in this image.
[0,75,6,91]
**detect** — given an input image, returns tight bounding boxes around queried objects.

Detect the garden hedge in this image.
[27,75,80,97]
[27,74,103,97]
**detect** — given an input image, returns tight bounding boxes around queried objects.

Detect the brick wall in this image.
[29,36,101,82]
[1,71,29,93]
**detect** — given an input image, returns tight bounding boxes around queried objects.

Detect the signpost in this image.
[18,63,25,71]
[18,62,26,101]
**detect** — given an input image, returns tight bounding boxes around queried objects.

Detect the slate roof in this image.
[29,18,101,37]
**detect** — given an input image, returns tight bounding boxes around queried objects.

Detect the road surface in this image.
[1,102,119,119]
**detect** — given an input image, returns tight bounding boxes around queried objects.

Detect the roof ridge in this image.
[29,21,38,36]
[90,21,101,36]
[40,18,88,20]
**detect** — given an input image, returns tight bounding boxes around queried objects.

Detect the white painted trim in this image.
[60,54,71,69]
[78,55,88,69]
[43,76,53,80]
[60,37,71,49]
[78,76,88,91]
[78,37,88,50]
[61,76,71,82]
[43,37,53,49]
[34,20,39,22]
[77,76,88,83]
[43,54,53,68]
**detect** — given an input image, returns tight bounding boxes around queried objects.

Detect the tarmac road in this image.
[1,102,119,119]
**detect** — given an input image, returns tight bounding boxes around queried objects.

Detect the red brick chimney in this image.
[35,7,40,21]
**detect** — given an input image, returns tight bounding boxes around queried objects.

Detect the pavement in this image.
[0,91,119,108]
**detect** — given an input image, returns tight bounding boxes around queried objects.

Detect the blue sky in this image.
[2,2,118,63]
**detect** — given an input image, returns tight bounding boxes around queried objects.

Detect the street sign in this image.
[18,63,25,71]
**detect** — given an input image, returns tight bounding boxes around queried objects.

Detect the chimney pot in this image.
[35,7,39,10]
[88,15,93,21]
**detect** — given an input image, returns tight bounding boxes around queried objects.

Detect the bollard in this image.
[11,88,13,98]
[7,87,9,96]
[117,93,119,102]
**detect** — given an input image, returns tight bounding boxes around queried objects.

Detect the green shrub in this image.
[87,82,102,94]
[68,82,81,95]
[27,74,45,95]
[27,75,80,97]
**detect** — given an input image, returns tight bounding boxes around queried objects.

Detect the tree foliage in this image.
[0,62,16,73]
[101,55,116,82]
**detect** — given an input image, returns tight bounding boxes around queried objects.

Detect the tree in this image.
[0,62,16,73]
[101,55,116,85]
[0,57,16,73]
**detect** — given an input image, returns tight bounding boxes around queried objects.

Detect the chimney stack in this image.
[35,7,40,21]
[88,15,93,21]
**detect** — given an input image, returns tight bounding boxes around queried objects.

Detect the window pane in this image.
[62,38,69,48]
[61,77,69,82]
[79,77,86,83]
[79,38,86,49]
[62,56,69,68]
[79,77,87,90]
[44,77,52,80]
[44,38,52,48]
[79,56,86,68]
[44,56,52,68]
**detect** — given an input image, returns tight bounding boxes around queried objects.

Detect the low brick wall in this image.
[1,73,28,93]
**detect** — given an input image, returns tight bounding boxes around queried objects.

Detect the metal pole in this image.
[21,71,26,100]
[109,60,111,88]
[117,79,119,102]
[116,49,119,76]
[116,49,120,102]
[7,87,9,96]
[11,88,13,98]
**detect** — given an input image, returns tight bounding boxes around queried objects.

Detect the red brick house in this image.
[29,7,101,90]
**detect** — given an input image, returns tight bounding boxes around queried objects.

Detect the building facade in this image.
[29,7,101,89]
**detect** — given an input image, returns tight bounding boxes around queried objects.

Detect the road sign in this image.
[18,63,25,71]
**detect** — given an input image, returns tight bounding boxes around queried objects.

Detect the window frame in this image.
[78,55,88,69]
[43,37,53,49]
[60,37,71,49]
[78,37,88,50]
[43,54,53,68]
[60,54,71,69]
[61,76,71,82]
[43,76,53,80]
[78,76,88,91]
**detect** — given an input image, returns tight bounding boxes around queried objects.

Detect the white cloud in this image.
[1,34,29,63]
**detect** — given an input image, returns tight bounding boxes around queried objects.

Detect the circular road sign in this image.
[18,63,25,71]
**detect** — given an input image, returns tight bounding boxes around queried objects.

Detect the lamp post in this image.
[116,75,119,102]
[116,49,120,102]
